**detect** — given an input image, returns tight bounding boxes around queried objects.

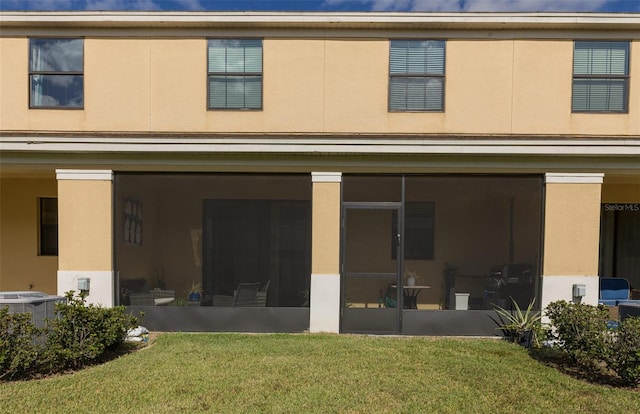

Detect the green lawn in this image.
[1,334,638,413]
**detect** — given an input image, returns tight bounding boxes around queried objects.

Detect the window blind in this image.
[208,39,262,109]
[573,41,628,76]
[572,41,629,112]
[390,40,445,75]
[29,38,83,108]
[389,40,445,111]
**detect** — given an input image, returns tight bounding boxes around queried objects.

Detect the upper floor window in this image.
[207,39,263,110]
[29,38,83,109]
[389,40,445,112]
[572,41,629,113]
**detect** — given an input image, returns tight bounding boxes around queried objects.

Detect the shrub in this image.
[544,300,611,371]
[545,300,640,386]
[0,308,41,380]
[1,292,139,379]
[42,291,139,372]
[607,317,640,386]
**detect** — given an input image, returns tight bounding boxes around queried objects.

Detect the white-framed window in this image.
[572,41,629,113]
[389,40,445,112]
[207,39,263,110]
[29,38,83,109]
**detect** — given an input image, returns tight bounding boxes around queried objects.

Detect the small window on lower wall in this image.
[39,198,58,256]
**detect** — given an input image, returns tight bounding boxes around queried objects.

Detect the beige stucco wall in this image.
[446,40,514,133]
[312,182,341,275]
[323,39,395,133]
[0,176,58,293]
[58,179,112,271]
[512,40,572,134]
[543,183,602,276]
[1,36,638,136]
[0,38,28,128]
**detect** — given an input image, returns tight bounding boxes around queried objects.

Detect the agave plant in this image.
[492,297,542,348]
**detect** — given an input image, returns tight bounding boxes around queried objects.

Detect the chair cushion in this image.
[599,278,630,300]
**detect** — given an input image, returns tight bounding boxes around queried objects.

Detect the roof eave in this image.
[1,11,640,30]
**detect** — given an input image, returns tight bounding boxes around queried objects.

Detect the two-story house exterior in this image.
[1,11,639,335]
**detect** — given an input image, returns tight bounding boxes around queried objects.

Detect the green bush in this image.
[1,292,139,380]
[42,291,139,372]
[0,308,41,380]
[607,317,640,386]
[545,300,611,371]
[545,300,640,386]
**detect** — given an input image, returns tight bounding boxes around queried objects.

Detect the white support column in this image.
[541,173,604,311]
[309,172,342,333]
[56,169,115,307]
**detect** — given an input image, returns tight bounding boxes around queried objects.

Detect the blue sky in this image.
[1,0,639,12]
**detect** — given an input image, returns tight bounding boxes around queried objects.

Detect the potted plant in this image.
[186,281,202,303]
[492,297,542,348]
[404,269,422,287]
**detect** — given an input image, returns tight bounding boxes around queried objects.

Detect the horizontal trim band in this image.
[2,11,639,30]
[312,172,342,183]
[541,275,600,278]
[56,169,113,181]
[545,173,604,184]
[4,137,638,157]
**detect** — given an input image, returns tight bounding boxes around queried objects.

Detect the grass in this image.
[1,333,638,413]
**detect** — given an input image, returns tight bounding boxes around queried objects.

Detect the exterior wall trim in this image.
[311,172,342,183]
[2,12,639,39]
[56,169,114,181]
[58,270,114,307]
[2,11,639,30]
[3,28,639,40]
[309,273,341,333]
[540,275,600,322]
[545,172,604,184]
[6,137,640,157]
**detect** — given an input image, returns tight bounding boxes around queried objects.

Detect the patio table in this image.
[391,285,431,309]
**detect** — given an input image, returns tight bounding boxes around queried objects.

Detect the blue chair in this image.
[599,277,640,306]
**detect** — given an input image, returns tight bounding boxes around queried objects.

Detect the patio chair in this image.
[599,277,640,306]
[232,282,260,307]
[128,292,155,306]
[212,294,234,307]
[150,289,175,305]
[256,280,270,307]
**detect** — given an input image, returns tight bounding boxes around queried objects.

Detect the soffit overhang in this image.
[2,134,639,175]
[1,11,640,31]
[2,133,639,157]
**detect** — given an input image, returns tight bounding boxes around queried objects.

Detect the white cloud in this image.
[323,0,613,12]
[86,0,161,10]
[1,0,204,11]
[459,0,610,12]
[39,94,60,106]
[172,0,205,11]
